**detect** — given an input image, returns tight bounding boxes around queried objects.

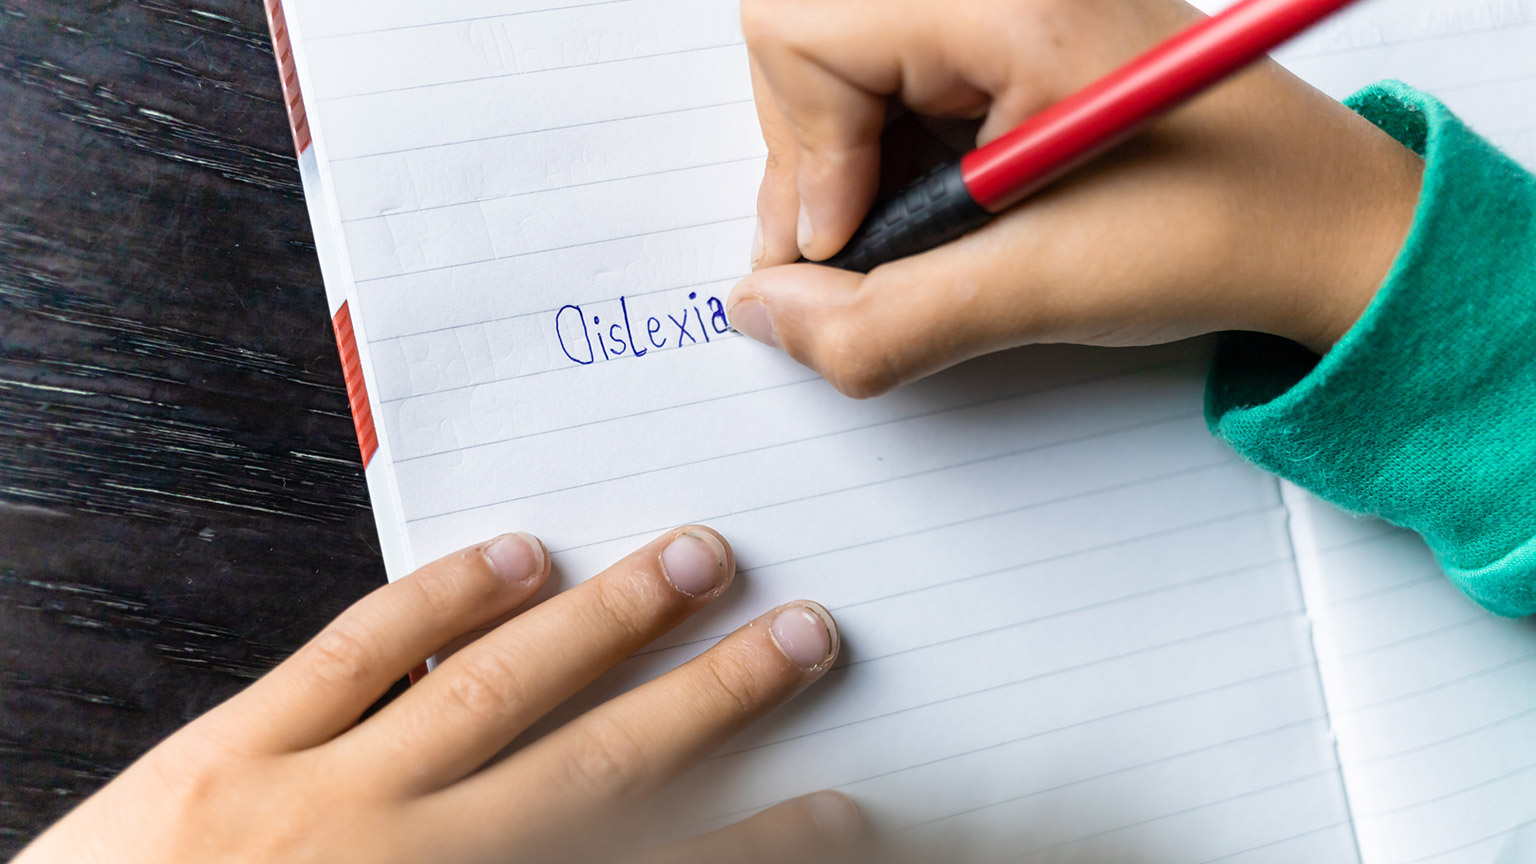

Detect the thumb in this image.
[727,254,1013,399]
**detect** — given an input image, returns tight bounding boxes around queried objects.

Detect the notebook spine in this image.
[258,0,415,588]
[330,303,381,468]
[264,0,312,156]
[263,1,379,469]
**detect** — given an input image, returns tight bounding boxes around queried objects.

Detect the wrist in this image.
[1271,88,1425,355]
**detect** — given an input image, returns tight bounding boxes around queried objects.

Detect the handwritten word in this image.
[555,290,730,366]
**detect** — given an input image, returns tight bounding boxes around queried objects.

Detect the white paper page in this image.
[281,2,1360,860]
[1285,491,1536,864]
[1247,0,1536,861]
[1273,0,1536,167]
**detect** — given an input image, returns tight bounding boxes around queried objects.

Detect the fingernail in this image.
[729,298,779,348]
[807,791,863,843]
[770,602,837,669]
[484,532,544,583]
[660,531,730,597]
[797,204,814,255]
[749,219,764,269]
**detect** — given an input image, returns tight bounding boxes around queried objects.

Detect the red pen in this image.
[821,0,1361,273]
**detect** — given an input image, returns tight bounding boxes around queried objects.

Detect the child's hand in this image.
[728,0,1424,397]
[16,528,861,864]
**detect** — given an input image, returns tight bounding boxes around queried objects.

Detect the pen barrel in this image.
[962,0,1358,211]
[821,159,990,274]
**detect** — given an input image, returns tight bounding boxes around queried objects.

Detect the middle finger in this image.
[423,599,841,862]
[333,525,735,793]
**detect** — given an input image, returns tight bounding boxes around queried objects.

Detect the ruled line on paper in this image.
[720,608,1308,761]
[832,557,1293,673]
[376,329,745,402]
[384,344,1234,559]
[369,305,751,407]
[693,707,1333,855]
[929,753,1345,863]
[369,274,748,344]
[394,370,812,462]
[365,272,745,379]
[1197,821,1359,864]
[328,98,757,163]
[396,353,1196,500]
[1433,68,1536,94]
[301,0,640,41]
[350,214,754,284]
[1399,816,1536,864]
[378,338,1183,445]
[1297,524,1403,557]
[318,41,748,102]
[995,766,1341,864]
[1306,571,1443,609]
[402,400,1205,526]
[1328,614,1485,661]
[544,458,1243,561]
[1279,16,1536,62]
[1285,20,1536,59]
[608,467,1284,663]
[636,503,1284,661]
[407,414,1217,524]
[1352,706,1536,767]
[1335,651,1536,716]
[419,435,1232,549]
[336,153,765,223]
[951,743,1338,857]
[901,720,1330,835]
[519,476,1296,753]
[697,686,1323,830]
[1482,122,1536,137]
[1358,762,1536,820]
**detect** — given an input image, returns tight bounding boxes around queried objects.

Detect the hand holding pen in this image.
[727,0,1423,397]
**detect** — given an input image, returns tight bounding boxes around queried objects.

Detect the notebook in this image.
[260,0,1536,860]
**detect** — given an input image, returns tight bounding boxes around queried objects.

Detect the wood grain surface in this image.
[0,2,396,855]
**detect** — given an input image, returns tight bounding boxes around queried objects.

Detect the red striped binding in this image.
[332,302,380,468]
[263,0,313,156]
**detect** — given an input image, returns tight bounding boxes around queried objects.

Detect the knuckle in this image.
[739,0,782,45]
[817,319,901,399]
[303,623,378,687]
[439,648,521,722]
[404,557,478,622]
[584,575,659,644]
[153,747,229,809]
[741,0,816,55]
[762,145,793,174]
[564,715,650,800]
[699,649,768,716]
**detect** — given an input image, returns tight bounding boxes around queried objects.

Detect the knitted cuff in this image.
[1206,81,1536,616]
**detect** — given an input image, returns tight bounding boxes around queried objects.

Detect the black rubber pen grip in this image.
[820,159,992,273]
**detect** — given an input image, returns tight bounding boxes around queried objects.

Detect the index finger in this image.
[742,0,888,261]
[750,55,806,271]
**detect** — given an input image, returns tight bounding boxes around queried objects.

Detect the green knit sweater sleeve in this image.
[1206,81,1536,617]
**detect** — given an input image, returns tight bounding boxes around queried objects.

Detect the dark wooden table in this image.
[0,2,395,856]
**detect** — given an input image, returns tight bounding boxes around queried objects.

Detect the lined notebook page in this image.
[1273,0,1536,165]
[1263,1,1536,861]
[281,1,1357,859]
[1287,496,1536,864]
